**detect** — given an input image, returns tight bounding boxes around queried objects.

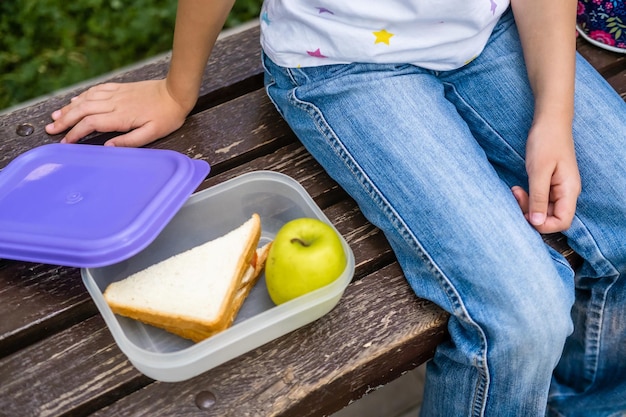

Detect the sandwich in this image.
[104,213,271,342]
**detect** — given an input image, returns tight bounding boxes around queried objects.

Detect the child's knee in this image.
[494,295,573,369]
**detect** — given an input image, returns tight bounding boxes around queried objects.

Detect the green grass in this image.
[0,0,262,110]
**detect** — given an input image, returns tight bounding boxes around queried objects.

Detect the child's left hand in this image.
[511,119,581,234]
[45,79,190,147]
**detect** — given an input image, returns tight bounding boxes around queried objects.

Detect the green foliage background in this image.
[0,0,262,111]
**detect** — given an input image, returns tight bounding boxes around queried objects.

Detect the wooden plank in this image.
[0,315,150,417]
[152,89,296,175]
[0,230,430,417]
[87,263,448,417]
[0,261,95,356]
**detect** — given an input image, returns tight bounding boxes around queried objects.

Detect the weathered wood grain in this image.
[0,261,95,356]
[0,315,150,417]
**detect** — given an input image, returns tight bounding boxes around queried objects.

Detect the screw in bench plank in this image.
[16,123,35,137]
[195,390,217,410]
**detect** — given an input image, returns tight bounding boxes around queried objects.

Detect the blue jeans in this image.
[262,9,626,417]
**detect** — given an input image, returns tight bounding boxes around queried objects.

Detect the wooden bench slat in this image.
[0,255,442,417]
[0,315,149,417]
[154,89,296,174]
[0,261,95,356]
[88,263,448,417]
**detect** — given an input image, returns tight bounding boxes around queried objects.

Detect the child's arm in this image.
[45,0,236,147]
[510,0,581,233]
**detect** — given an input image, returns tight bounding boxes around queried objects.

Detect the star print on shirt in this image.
[490,0,498,14]
[261,11,271,25]
[307,48,327,58]
[373,29,394,45]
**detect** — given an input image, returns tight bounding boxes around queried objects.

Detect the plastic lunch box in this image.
[0,144,354,381]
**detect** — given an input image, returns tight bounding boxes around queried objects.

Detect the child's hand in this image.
[512,120,581,234]
[45,79,190,147]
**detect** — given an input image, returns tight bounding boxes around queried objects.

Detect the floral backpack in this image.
[577,0,626,52]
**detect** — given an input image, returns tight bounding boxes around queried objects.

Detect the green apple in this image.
[265,217,347,305]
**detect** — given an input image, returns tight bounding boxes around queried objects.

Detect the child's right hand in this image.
[45,79,191,147]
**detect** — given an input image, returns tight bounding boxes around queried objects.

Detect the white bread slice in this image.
[103,213,269,342]
[160,242,272,342]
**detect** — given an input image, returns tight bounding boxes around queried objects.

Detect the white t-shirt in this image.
[260,0,511,71]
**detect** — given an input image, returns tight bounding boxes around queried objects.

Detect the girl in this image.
[45,1,626,415]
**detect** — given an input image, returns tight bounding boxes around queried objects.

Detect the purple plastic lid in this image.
[0,144,210,267]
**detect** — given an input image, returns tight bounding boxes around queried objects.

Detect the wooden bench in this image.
[0,24,623,417]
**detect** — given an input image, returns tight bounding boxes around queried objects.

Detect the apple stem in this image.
[291,237,310,247]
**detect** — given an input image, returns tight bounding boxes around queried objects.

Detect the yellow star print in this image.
[373,29,394,45]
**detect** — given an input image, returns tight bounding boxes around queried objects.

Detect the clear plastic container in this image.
[81,171,355,382]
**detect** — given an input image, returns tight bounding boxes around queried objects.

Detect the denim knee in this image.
[489,282,573,374]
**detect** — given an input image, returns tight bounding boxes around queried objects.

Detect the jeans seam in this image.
[583,274,618,387]
[441,80,526,169]
[285,67,299,86]
[565,216,621,392]
[286,87,491,417]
